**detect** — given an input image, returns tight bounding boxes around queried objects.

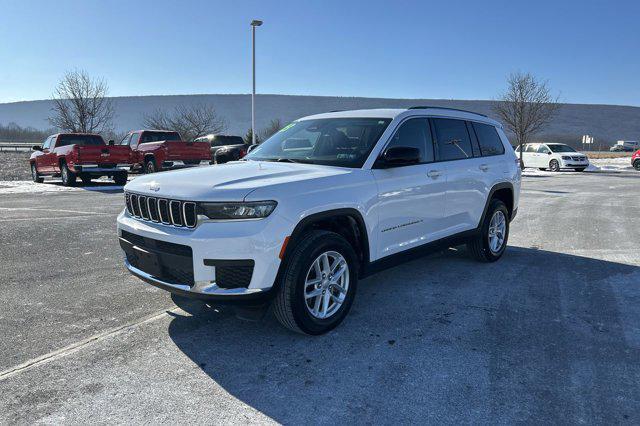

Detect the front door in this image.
[372,118,446,259]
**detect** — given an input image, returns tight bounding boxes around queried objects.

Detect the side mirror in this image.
[32,145,42,152]
[108,140,115,146]
[380,146,421,167]
[547,151,552,155]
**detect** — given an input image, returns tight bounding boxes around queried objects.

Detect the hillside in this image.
[1,94,639,147]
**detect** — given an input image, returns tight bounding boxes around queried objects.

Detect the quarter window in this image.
[472,122,505,156]
[432,118,473,161]
[385,118,434,163]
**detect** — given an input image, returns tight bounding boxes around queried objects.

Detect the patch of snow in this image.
[0,176,135,194]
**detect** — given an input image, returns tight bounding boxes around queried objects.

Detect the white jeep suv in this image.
[515,143,589,171]
[117,107,521,334]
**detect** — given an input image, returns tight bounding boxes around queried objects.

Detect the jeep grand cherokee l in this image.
[117,107,521,335]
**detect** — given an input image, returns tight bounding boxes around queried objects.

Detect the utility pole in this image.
[251,19,263,145]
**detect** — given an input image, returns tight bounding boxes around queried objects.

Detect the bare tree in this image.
[259,119,283,142]
[143,104,226,141]
[494,72,560,168]
[49,70,114,133]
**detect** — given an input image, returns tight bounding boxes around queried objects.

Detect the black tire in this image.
[80,175,92,185]
[467,199,510,263]
[574,168,586,172]
[31,163,44,183]
[538,168,547,171]
[273,230,358,335]
[114,172,128,186]
[60,161,76,186]
[549,159,560,172]
[634,160,640,171]
[144,158,158,174]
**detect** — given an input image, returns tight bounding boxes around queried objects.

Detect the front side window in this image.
[385,118,433,163]
[130,133,141,146]
[42,136,52,150]
[473,122,505,156]
[432,118,473,161]
[245,117,392,168]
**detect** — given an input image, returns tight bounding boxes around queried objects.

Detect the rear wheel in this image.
[60,161,76,186]
[31,163,43,183]
[273,230,358,335]
[114,172,128,185]
[538,168,547,171]
[467,199,509,262]
[144,158,157,174]
[634,160,640,171]
[549,159,560,172]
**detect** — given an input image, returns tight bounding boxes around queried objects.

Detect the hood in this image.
[123,161,354,201]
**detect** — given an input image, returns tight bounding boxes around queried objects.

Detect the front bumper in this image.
[560,160,589,168]
[117,209,293,301]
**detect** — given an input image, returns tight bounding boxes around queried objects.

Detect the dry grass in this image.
[0,151,33,181]
[584,151,633,159]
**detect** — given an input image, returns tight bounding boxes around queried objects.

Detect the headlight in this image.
[562,156,571,160]
[198,201,277,220]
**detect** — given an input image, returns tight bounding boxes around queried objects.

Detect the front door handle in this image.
[427,170,442,178]
[479,164,489,172]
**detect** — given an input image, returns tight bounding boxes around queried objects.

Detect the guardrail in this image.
[0,142,36,152]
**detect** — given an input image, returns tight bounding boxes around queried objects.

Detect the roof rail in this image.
[408,106,488,117]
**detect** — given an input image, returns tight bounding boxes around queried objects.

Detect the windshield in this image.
[140,131,181,143]
[245,118,392,168]
[548,144,576,153]
[56,134,105,147]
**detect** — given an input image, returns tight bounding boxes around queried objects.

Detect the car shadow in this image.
[166,246,640,424]
[44,180,125,193]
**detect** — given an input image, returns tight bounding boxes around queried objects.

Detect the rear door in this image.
[521,144,538,168]
[432,118,486,234]
[536,144,551,167]
[372,118,446,258]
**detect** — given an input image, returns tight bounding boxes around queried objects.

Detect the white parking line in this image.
[0,308,179,382]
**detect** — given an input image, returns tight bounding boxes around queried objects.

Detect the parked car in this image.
[30,133,130,186]
[194,134,248,164]
[632,149,640,171]
[515,143,589,171]
[610,140,639,152]
[120,130,211,173]
[118,107,521,335]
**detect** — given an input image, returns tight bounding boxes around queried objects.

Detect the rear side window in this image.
[472,122,505,156]
[56,135,105,147]
[432,118,473,161]
[525,145,537,153]
[386,118,434,163]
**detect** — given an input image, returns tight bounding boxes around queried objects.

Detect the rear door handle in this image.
[427,170,442,178]
[479,164,489,172]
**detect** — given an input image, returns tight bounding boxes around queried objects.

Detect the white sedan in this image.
[515,143,589,172]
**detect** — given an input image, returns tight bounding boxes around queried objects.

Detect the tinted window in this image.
[432,118,473,161]
[385,118,433,163]
[211,136,244,146]
[473,122,505,156]
[56,134,105,147]
[246,118,392,168]
[140,131,181,144]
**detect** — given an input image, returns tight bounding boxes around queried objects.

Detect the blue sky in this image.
[1,0,639,105]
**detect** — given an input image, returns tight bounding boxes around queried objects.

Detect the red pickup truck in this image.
[632,149,640,171]
[29,133,130,186]
[119,130,211,173]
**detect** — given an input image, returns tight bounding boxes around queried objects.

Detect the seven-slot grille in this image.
[125,192,197,228]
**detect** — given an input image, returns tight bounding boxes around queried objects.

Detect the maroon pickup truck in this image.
[119,130,211,173]
[29,133,130,186]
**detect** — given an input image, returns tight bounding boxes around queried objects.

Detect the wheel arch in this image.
[479,182,515,226]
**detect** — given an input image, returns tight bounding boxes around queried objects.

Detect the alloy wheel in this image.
[304,251,349,319]
[488,210,506,253]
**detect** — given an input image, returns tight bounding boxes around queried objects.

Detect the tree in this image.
[259,119,282,141]
[142,104,226,141]
[494,72,560,169]
[49,69,114,134]
[243,127,259,144]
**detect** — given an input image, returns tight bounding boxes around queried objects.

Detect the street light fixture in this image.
[251,19,263,145]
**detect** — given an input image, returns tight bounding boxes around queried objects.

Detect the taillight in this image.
[239,149,247,158]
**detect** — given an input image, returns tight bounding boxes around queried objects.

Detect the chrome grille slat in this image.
[125,192,197,228]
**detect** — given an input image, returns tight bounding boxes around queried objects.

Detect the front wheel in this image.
[634,160,640,171]
[549,159,560,172]
[273,230,358,335]
[467,199,509,262]
[60,161,76,186]
[114,172,128,186]
[144,158,158,174]
[31,163,44,183]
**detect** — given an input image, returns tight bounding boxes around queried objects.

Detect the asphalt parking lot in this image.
[1,170,639,424]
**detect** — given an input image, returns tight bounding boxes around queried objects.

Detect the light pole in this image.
[251,19,263,145]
